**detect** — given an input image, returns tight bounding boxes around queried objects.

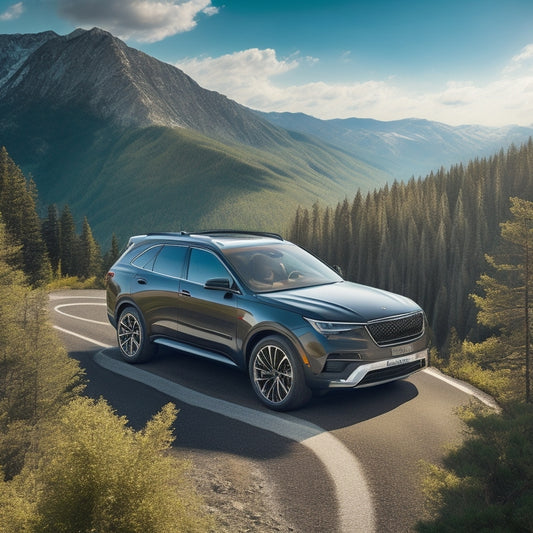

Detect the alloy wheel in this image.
[118,312,141,358]
[252,344,294,404]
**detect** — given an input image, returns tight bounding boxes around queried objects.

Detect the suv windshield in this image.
[222,242,342,293]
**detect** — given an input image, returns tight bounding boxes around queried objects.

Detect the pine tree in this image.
[0,218,83,479]
[471,197,533,402]
[79,217,103,279]
[286,137,533,355]
[0,147,51,285]
[59,205,78,277]
[103,233,120,272]
[42,204,61,275]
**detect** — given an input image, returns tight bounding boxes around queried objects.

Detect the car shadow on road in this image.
[98,345,420,434]
[298,380,419,430]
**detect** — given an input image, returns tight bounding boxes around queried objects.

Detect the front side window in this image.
[187,248,231,285]
[152,245,187,278]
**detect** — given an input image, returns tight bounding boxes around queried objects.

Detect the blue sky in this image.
[2,0,533,126]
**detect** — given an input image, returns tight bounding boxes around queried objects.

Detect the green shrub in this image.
[0,398,213,533]
[418,403,533,532]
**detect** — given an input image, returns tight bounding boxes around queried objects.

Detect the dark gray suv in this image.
[106,231,428,410]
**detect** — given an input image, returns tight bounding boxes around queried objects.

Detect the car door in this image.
[177,247,239,360]
[132,244,187,338]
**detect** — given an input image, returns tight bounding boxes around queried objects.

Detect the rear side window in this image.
[131,245,162,270]
[153,245,187,278]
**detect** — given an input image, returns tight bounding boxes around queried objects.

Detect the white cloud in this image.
[504,44,533,74]
[176,46,533,127]
[56,0,218,42]
[177,48,300,96]
[0,2,24,21]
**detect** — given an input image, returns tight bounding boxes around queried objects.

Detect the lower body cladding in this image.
[308,349,428,390]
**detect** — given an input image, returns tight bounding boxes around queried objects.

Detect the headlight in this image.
[305,318,364,335]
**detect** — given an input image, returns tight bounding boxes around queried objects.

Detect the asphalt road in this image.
[50,289,495,533]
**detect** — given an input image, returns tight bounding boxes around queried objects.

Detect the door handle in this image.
[137,278,147,285]
[179,290,191,297]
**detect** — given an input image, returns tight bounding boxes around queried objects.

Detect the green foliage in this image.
[467,197,533,402]
[0,399,212,533]
[103,233,120,272]
[0,217,211,532]
[418,403,533,532]
[0,147,52,285]
[78,216,103,279]
[289,139,533,354]
[42,204,61,275]
[46,275,104,290]
[58,204,78,277]
[0,220,84,479]
[1,104,389,245]
[34,399,210,533]
[441,338,515,403]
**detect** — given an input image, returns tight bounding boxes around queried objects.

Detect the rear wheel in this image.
[116,306,156,363]
[249,335,312,411]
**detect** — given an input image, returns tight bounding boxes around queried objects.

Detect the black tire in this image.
[249,335,312,411]
[116,306,156,363]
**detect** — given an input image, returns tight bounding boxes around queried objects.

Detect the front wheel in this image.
[116,306,156,363]
[249,335,312,411]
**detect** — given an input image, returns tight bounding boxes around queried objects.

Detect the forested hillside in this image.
[289,139,533,352]
[0,146,116,286]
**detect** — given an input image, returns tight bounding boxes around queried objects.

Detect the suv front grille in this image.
[366,312,424,346]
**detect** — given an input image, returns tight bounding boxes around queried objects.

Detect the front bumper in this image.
[318,349,428,389]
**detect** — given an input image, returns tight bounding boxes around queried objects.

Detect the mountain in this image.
[1,27,290,145]
[2,28,532,247]
[257,112,533,180]
[0,28,387,244]
[0,30,58,87]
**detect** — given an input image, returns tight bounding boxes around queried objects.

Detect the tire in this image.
[249,335,312,411]
[116,306,156,363]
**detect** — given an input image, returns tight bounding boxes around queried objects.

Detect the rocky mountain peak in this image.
[0,30,58,87]
[0,27,281,146]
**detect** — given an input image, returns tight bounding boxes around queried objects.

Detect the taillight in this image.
[105,271,115,282]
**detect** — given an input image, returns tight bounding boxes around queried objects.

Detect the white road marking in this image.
[54,303,109,326]
[422,367,499,410]
[49,293,105,300]
[53,325,112,349]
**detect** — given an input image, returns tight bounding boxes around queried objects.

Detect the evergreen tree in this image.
[418,403,533,532]
[103,233,120,272]
[471,197,533,402]
[0,147,51,285]
[79,217,103,279]
[287,138,533,354]
[0,218,83,479]
[59,205,78,277]
[42,205,61,275]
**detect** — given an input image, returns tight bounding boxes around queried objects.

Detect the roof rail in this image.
[194,230,284,241]
[146,231,190,237]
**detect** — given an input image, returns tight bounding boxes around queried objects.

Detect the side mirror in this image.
[205,278,232,290]
[333,265,344,277]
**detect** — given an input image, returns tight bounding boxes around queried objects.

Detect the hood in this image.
[257,281,420,322]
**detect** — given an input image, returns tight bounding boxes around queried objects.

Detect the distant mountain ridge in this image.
[257,112,533,180]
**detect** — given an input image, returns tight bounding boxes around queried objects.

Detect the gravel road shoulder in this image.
[174,449,298,533]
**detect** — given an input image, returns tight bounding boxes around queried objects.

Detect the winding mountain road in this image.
[50,289,495,533]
